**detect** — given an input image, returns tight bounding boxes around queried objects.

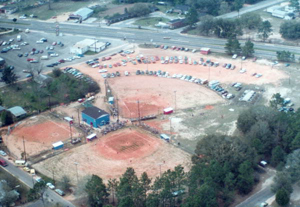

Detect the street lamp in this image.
[174,91,177,113]
[74,162,79,183]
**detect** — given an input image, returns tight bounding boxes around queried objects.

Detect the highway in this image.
[0,18,300,59]
[0,157,75,207]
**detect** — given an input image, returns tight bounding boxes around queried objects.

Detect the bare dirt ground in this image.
[5,112,81,158]
[108,76,224,118]
[32,128,192,183]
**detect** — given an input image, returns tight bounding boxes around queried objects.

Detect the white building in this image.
[69,7,93,21]
[70,39,106,55]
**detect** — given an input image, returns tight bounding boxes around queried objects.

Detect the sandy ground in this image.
[5,112,81,159]
[32,128,192,183]
[108,75,224,118]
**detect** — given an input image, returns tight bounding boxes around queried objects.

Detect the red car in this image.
[27,58,34,62]
[117,62,121,66]
[172,46,176,50]
[160,45,164,49]
[113,63,117,67]
[176,47,180,51]
[99,65,103,69]
[59,59,65,63]
[0,159,7,167]
[105,57,111,60]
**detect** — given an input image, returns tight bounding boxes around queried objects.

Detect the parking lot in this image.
[0,30,126,84]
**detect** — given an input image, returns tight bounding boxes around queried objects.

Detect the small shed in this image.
[272,9,287,19]
[163,107,173,115]
[200,48,211,55]
[160,134,170,141]
[8,106,26,118]
[86,133,97,142]
[108,97,114,104]
[52,141,64,150]
[82,106,109,127]
[167,19,186,29]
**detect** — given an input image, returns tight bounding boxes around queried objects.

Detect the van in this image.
[15,160,27,166]
[55,189,65,196]
[17,35,22,42]
[0,159,7,167]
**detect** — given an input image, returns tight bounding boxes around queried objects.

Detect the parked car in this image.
[46,183,55,190]
[0,150,7,156]
[0,159,8,167]
[55,189,65,196]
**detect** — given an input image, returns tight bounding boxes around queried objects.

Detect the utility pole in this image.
[69,121,73,139]
[174,91,177,113]
[77,108,80,126]
[74,162,79,183]
[94,38,97,53]
[137,100,141,125]
[117,96,119,123]
[48,95,51,111]
[52,169,55,185]
[22,136,27,162]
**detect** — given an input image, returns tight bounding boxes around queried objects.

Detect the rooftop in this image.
[72,7,93,17]
[82,106,109,119]
[8,106,26,117]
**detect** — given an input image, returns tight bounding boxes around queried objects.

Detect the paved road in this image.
[1,18,299,59]
[218,0,286,18]
[0,157,75,207]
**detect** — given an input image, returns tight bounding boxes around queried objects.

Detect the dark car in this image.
[0,159,8,167]
[136,70,141,75]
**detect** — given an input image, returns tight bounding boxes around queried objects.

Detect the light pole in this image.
[94,38,97,53]
[174,91,177,113]
[74,162,79,183]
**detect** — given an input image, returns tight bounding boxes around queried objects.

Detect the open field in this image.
[32,128,192,183]
[5,112,81,158]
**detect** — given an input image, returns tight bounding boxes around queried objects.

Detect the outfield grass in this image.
[134,17,169,27]
[16,0,93,20]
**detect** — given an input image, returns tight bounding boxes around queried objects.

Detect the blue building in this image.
[82,106,109,128]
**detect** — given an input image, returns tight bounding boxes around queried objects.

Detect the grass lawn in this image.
[84,51,98,55]
[16,0,93,20]
[134,17,169,27]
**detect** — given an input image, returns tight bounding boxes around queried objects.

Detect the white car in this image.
[49,46,54,50]
[19,15,27,19]
[73,56,81,59]
[46,183,55,190]
[240,68,246,73]
[124,71,129,76]
[242,56,246,60]
[0,150,7,156]
[92,64,99,68]
[99,69,107,73]
[50,53,59,57]
[232,54,238,59]
[36,40,44,44]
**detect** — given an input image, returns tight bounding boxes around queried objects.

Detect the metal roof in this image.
[73,7,93,17]
[82,106,109,120]
[8,106,26,117]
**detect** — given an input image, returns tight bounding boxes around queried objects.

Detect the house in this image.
[167,18,187,29]
[34,74,53,86]
[69,7,93,21]
[70,39,106,55]
[8,106,26,118]
[173,5,190,15]
[0,6,17,14]
[82,106,109,128]
[0,180,19,205]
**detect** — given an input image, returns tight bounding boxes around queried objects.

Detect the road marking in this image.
[172,40,189,43]
[117,32,135,36]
